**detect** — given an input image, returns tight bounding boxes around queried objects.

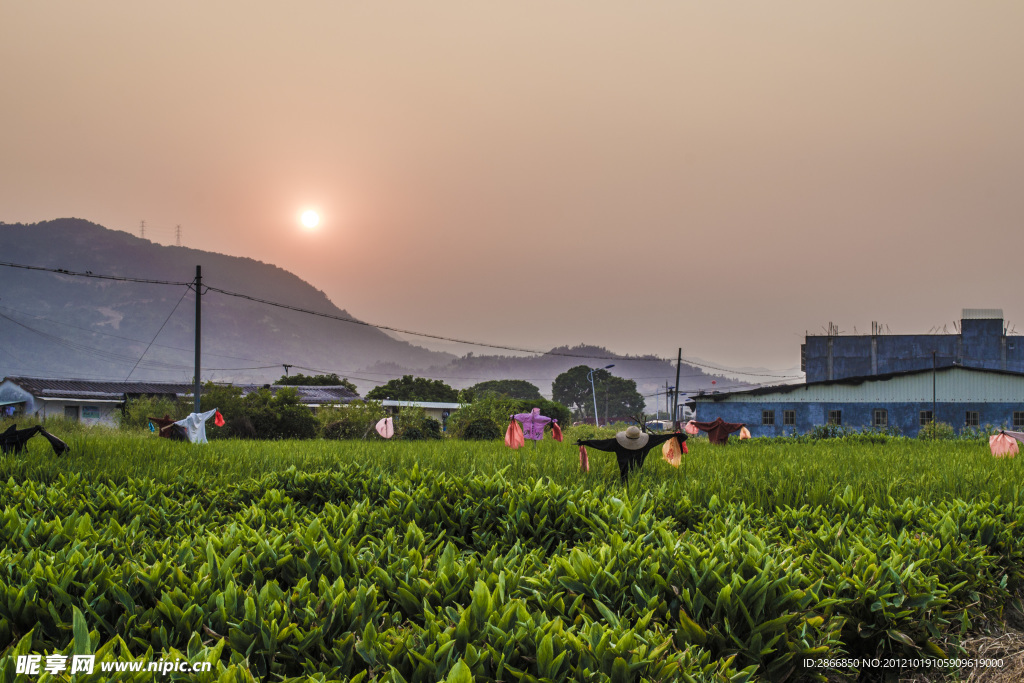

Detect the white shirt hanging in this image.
[174,409,219,444]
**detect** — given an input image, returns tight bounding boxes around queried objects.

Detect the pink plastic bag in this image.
[684,420,699,436]
[739,427,751,440]
[375,417,394,439]
[989,433,1018,458]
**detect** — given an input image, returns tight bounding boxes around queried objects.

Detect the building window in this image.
[1014,412,1024,429]
[783,410,795,425]
[920,410,933,426]
[762,410,775,426]
[965,411,979,427]
[873,409,888,428]
[82,406,100,420]
[827,410,842,425]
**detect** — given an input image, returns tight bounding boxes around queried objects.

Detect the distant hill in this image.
[0,219,453,388]
[366,344,749,408]
[0,219,751,406]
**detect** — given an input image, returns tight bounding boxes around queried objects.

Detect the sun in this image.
[300,210,320,229]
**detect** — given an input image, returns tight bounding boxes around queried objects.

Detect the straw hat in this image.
[615,425,649,450]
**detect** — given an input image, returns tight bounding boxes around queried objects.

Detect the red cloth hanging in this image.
[579,445,590,472]
[552,422,563,442]
[214,410,225,427]
[505,419,525,449]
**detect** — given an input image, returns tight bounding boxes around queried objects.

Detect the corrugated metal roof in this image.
[696,365,1024,404]
[962,308,1003,320]
[238,385,359,403]
[381,400,462,409]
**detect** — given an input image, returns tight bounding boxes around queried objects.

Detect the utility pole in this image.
[673,348,682,427]
[283,364,292,378]
[194,265,202,412]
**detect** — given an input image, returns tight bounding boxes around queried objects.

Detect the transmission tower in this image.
[175,225,182,246]
[139,220,146,238]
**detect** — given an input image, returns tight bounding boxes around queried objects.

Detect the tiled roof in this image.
[4,377,194,396]
[3,377,360,404]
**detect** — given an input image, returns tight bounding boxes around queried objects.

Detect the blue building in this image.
[802,309,1023,382]
[694,365,1024,437]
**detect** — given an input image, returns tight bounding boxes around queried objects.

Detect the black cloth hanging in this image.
[0,424,69,455]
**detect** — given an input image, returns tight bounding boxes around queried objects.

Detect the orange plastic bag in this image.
[662,437,682,467]
[739,427,751,440]
[990,433,1018,457]
[552,422,563,442]
[505,419,525,449]
[579,445,590,472]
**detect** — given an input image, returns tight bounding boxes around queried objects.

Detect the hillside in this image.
[0,219,452,387]
[1,219,750,405]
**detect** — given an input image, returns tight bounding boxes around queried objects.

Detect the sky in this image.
[3,1,1023,373]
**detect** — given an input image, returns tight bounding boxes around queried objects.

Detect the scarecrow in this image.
[576,425,685,481]
[507,407,561,449]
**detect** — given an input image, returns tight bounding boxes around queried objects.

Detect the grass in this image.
[3,430,1022,510]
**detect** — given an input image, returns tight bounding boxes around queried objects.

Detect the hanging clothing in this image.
[0,425,69,456]
[512,408,556,441]
[147,415,179,439]
[173,409,219,444]
[577,430,685,481]
[691,418,745,445]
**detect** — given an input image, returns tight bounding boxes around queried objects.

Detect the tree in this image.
[274,372,358,393]
[552,365,643,422]
[552,366,606,418]
[365,375,459,402]
[468,379,543,401]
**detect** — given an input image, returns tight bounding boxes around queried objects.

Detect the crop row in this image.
[0,467,1022,681]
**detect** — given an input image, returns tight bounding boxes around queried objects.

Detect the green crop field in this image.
[1,431,1022,682]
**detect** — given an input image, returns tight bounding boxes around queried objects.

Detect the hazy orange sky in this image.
[3,2,1023,372]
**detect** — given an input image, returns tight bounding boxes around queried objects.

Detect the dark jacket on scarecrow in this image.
[691,417,745,445]
[148,415,189,441]
[577,426,684,481]
[0,424,69,456]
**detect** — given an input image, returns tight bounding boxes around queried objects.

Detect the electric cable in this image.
[125,286,192,380]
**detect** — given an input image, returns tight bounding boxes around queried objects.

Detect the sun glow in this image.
[300,210,320,229]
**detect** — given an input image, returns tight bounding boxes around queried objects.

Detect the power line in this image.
[125,287,192,380]
[1,259,803,379]
[0,261,191,286]
[0,304,282,365]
